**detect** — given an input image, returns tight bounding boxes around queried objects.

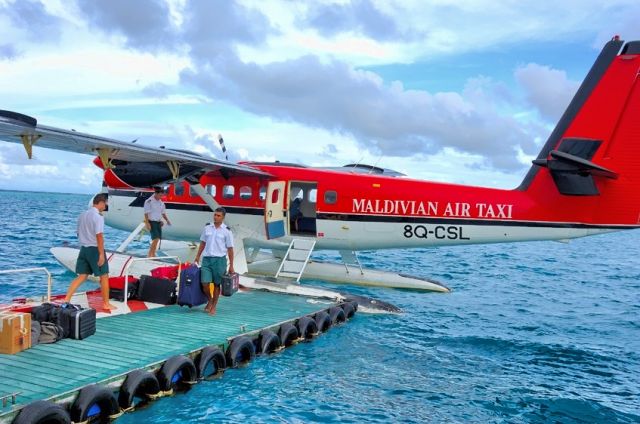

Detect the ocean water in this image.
[0,190,638,423]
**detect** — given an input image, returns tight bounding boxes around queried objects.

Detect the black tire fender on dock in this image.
[117,369,160,410]
[226,336,256,367]
[329,306,346,325]
[12,400,70,424]
[296,316,318,340]
[350,300,359,312]
[196,346,226,379]
[69,384,119,423]
[156,355,198,391]
[341,302,356,319]
[278,322,299,347]
[314,310,332,333]
[258,329,281,354]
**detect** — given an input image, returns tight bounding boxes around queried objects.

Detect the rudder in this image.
[521,37,640,227]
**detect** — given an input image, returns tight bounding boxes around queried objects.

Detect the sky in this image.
[0,0,639,194]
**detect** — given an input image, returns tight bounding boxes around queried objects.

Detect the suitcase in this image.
[137,275,177,305]
[221,272,239,297]
[31,303,56,323]
[59,305,96,340]
[150,264,181,280]
[108,276,139,301]
[177,265,207,307]
[32,303,71,338]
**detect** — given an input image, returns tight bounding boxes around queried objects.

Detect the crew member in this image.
[194,207,235,315]
[144,186,171,258]
[64,193,115,310]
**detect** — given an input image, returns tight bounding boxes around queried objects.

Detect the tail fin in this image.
[520,37,640,226]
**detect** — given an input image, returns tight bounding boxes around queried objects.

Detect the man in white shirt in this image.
[194,207,235,315]
[64,193,115,310]
[144,186,171,258]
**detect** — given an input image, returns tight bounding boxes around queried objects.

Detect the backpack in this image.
[31,320,41,346]
[38,321,64,344]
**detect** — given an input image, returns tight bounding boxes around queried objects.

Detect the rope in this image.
[148,389,173,399]
[108,409,125,420]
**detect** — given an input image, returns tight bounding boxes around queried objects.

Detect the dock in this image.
[0,289,355,423]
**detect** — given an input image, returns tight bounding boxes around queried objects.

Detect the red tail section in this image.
[521,38,640,226]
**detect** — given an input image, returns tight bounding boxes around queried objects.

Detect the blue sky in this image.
[1,0,639,194]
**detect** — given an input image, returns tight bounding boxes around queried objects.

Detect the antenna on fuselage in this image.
[350,156,365,173]
[368,155,383,174]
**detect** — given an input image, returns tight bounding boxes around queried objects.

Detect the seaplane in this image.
[1,36,639,297]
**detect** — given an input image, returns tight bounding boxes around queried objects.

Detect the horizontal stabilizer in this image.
[533,137,617,195]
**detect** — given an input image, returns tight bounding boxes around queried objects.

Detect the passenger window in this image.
[174,182,184,196]
[259,186,267,200]
[206,184,216,197]
[308,189,317,203]
[324,190,337,204]
[222,185,235,199]
[239,186,252,200]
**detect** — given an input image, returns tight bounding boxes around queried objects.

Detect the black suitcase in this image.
[109,282,139,302]
[138,275,177,305]
[31,302,56,323]
[221,273,239,297]
[109,276,140,302]
[60,306,97,340]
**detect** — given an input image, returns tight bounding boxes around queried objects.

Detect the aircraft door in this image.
[265,181,287,239]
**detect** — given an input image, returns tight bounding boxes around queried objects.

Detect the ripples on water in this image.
[0,190,638,423]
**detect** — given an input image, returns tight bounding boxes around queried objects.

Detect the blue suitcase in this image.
[177,264,208,307]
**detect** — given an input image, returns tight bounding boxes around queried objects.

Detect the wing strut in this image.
[96,147,116,169]
[21,134,41,159]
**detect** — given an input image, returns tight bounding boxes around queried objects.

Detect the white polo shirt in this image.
[144,196,165,221]
[200,223,234,257]
[77,207,104,247]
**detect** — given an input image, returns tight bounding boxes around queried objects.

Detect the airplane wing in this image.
[0,110,271,179]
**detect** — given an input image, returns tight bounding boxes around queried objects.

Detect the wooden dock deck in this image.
[0,290,346,423]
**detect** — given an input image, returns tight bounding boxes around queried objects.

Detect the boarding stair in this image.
[275,239,316,283]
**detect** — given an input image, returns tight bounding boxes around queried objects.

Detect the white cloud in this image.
[515,63,579,121]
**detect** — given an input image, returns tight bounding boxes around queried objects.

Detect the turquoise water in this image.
[0,190,638,423]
